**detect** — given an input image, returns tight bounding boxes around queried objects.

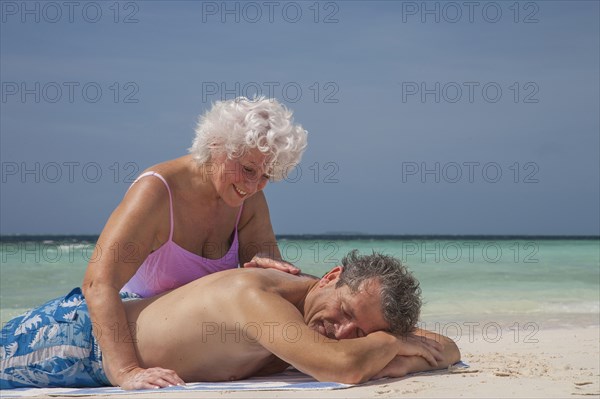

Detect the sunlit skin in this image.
[114,267,460,385]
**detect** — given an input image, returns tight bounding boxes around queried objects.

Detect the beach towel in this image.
[0,362,469,397]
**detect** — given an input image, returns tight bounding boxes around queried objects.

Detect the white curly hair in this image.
[189,96,308,181]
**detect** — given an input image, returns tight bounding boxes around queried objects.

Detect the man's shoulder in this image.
[228,268,311,289]
[222,268,313,307]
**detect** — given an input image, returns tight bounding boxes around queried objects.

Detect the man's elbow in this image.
[443,336,461,365]
[329,363,370,385]
[343,369,375,385]
[313,369,367,385]
[310,353,371,385]
[337,373,369,385]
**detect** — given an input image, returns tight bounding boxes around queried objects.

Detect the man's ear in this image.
[318,265,343,287]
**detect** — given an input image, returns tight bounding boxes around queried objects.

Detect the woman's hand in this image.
[116,366,186,390]
[243,254,301,274]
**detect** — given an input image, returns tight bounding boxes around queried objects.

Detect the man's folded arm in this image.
[240,290,401,384]
[373,328,462,379]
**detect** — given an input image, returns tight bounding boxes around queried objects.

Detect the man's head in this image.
[304,250,421,339]
[337,250,422,336]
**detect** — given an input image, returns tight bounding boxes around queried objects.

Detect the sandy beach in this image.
[20,324,597,399]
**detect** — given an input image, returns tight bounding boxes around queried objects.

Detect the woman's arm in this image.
[237,191,300,274]
[82,177,184,389]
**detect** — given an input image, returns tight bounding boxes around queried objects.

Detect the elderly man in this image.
[1,251,460,389]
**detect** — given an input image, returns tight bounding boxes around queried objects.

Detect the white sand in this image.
[33,325,599,399]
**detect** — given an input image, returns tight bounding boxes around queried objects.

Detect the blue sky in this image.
[1,1,599,235]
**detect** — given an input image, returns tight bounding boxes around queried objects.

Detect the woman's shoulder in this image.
[122,157,190,210]
[238,191,270,226]
[129,156,196,195]
[139,155,192,180]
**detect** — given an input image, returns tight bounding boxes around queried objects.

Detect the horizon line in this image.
[1,233,599,242]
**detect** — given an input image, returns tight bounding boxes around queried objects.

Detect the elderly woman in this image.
[82,97,308,390]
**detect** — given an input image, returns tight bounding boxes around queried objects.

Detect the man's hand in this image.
[372,333,449,380]
[396,333,445,367]
[371,356,414,379]
[243,255,301,274]
[117,366,185,390]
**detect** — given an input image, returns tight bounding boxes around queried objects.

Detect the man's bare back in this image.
[123,269,315,381]
[119,261,459,384]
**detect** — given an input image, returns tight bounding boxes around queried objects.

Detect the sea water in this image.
[1,237,598,331]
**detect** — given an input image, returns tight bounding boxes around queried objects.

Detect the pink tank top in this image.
[121,172,242,297]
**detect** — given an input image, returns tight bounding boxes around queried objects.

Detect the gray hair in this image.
[189,96,308,181]
[336,250,422,336]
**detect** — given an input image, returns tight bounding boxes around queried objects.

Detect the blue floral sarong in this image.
[1,289,139,389]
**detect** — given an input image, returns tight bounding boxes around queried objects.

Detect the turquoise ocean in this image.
[1,236,598,333]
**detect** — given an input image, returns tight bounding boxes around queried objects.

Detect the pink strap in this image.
[130,171,174,241]
[131,171,243,241]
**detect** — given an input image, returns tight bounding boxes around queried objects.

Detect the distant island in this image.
[321,231,367,236]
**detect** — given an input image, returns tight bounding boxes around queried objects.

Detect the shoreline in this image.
[419,312,600,330]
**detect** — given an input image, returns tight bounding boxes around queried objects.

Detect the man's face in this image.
[305,267,390,340]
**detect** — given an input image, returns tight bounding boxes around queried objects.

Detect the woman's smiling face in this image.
[210,148,271,206]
